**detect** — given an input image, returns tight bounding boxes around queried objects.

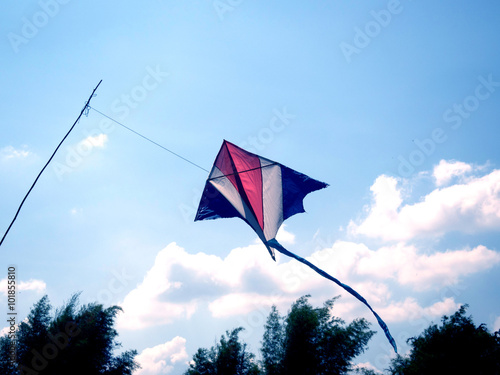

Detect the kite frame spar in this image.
[195,140,398,353]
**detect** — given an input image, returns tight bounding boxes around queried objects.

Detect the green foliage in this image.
[260,306,284,375]
[0,293,139,375]
[186,296,374,375]
[185,327,260,375]
[388,305,500,375]
[262,295,375,375]
[188,348,216,375]
[0,336,18,374]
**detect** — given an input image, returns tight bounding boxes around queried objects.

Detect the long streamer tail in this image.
[267,238,397,353]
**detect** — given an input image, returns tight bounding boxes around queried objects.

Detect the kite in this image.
[195,140,397,353]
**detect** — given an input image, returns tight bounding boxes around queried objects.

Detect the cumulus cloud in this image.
[0,278,46,295]
[116,241,282,330]
[350,162,500,241]
[135,336,188,375]
[116,238,358,330]
[1,145,32,160]
[377,297,459,323]
[18,279,47,293]
[433,159,472,186]
[115,231,500,330]
[285,240,499,293]
[117,235,406,330]
[357,243,500,291]
[301,241,499,292]
[209,293,291,318]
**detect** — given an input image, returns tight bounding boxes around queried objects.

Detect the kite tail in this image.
[267,238,397,354]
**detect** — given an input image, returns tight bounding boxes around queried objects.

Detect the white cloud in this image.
[116,242,282,330]
[115,247,198,330]
[350,163,500,241]
[1,145,32,160]
[378,297,459,323]
[19,279,47,293]
[494,316,500,332]
[433,159,472,186]
[348,175,408,240]
[116,234,500,330]
[135,336,188,375]
[0,278,46,295]
[116,238,358,330]
[276,225,295,245]
[357,243,500,291]
[0,326,11,337]
[117,228,500,330]
[300,241,499,292]
[80,133,108,148]
[209,293,291,318]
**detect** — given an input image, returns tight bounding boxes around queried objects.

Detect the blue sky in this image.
[1,1,500,373]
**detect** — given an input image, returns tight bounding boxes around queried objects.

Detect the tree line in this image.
[185,296,500,375]
[0,293,138,375]
[1,294,499,374]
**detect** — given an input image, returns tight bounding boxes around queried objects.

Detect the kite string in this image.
[0,80,102,248]
[88,106,209,173]
[0,83,208,249]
